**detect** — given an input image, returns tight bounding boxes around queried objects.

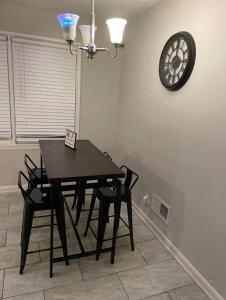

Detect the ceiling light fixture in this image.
[57,0,127,59]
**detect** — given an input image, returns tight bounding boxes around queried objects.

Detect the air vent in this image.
[151,193,170,224]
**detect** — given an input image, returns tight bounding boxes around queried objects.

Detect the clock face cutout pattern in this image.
[159,31,196,91]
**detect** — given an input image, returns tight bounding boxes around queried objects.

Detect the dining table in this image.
[39,139,125,277]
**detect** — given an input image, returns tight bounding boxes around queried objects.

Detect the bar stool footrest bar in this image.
[27,246,63,254]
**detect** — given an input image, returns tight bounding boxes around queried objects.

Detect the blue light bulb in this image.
[57,13,80,28]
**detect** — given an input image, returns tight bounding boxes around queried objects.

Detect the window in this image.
[0,36,11,139]
[0,33,80,144]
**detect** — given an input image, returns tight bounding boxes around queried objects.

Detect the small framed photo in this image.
[65,129,77,150]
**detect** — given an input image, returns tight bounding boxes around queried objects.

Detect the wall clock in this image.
[159,31,196,91]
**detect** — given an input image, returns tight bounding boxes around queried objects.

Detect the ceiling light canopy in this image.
[57,0,127,59]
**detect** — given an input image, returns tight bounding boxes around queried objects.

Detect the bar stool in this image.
[18,171,69,274]
[84,165,139,261]
[72,152,113,224]
[24,154,48,187]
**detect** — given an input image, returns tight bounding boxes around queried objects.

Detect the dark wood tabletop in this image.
[39,139,124,183]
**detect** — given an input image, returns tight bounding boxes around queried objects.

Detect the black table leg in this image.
[75,180,86,225]
[40,154,43,191]
[50,183,54,278]
[111,179,121,264]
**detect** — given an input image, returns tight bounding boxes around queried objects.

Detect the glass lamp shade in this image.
[57,13,80,42]
[79,25,97,46]
[106,18,127,45]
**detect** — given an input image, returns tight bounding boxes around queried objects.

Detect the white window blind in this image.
[0,36,11,139]
[12,38,77,139]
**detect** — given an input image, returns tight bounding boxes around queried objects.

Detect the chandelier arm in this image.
[69,43,77,55]
[79,46,89,51]
[96,47,118,58]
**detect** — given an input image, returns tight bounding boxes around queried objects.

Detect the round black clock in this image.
[159,31,196,91]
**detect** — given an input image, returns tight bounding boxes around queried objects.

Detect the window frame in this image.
[0,30,81,149]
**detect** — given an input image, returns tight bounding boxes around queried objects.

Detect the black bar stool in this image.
[84,165,139,261]
[72,151,113,225]
[24,154,48,187]
[18,171,69,274]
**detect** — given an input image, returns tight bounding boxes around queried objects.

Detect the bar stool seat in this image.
[95,184,128,202]
[26,188,50,209]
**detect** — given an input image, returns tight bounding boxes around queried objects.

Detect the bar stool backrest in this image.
[120,165,139,191]
[18,171,35,204]
[24,154,39,181]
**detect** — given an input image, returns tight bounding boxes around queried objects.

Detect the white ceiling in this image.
[5,0,160,19]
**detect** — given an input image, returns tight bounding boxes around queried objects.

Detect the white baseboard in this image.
[133,201,224,300]
[0,185,19,193]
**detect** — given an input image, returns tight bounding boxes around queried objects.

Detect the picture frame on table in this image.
[65,129,77,150]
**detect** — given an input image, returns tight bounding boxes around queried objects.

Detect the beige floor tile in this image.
[89,222,155,249]
[6,225,61,246]
[169,284,209,299]
[8,202,24,215]
[38,236,95,262]
[0,242,40,270]
[136,239,171,264]
[0,191,22,204]
[120,210,144,226]
[0,212,22,230]
[132,224,155,243]
[118,259,193,300]
[44,274,127,300]
[0,229,6,248]
[4,290,44,300]
[78,245,146,280]
[3,261,82,298]
[0,203,9,216]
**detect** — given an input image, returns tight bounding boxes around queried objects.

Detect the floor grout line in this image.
[134,243,149,265]
[3,290,45,299]
[116,272,131,300]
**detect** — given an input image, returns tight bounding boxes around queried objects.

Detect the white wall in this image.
[0,1,121,186]
[116,0,226,297]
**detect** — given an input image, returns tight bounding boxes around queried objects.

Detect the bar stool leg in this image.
[111,200,121,264]
[20,203,26,247]
[55,199,69,266]
[111,180,121,264]
[72,188,78,209]
[106,202,110,223]
[126,197,135,251]
[20,205,34,274]
[96,200,109,261]
[84,192,96,236]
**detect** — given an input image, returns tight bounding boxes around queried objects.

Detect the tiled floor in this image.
[0,191,209,300]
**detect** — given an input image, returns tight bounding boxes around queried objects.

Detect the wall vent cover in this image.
[151,193,170,224]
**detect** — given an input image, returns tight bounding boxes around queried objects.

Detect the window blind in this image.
[12,38,77,139]
[0,36,11,139]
